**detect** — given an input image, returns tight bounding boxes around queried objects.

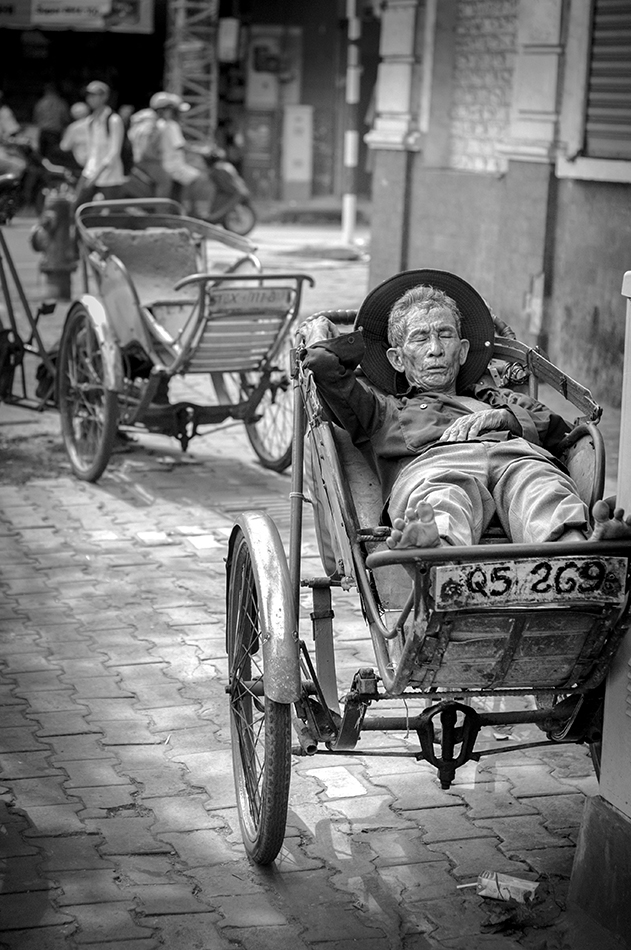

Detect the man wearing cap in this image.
[150,91,214,217]
[75,81,126,207]
[299,271,631,550]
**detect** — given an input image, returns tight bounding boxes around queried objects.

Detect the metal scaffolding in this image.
[164,0,219,142]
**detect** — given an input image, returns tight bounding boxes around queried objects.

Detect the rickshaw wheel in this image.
[245,336,294,472]
[211,338,294,473]
[222,202,256,236]
[58,303,119,482]
[226,526,292,865]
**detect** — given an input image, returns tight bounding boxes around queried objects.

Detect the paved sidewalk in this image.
[0,213,627,949]
[0,428,624,950]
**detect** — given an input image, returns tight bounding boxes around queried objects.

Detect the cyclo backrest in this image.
[87,226,200,305]
[182,279,301,374]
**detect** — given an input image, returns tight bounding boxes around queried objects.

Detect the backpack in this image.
[106,112,134,176]
[128,109,161,164]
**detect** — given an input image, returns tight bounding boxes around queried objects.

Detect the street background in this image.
[0,209,626,950]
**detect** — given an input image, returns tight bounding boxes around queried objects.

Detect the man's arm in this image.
[298,323,386,446]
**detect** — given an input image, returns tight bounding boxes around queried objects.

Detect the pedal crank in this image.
[416,700,481,789]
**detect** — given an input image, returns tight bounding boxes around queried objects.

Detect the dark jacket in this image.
[302,331,572,500]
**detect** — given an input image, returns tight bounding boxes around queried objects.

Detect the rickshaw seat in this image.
[89,227,199,305]
[316,411,606,613]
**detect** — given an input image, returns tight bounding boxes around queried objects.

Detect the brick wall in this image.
[449,0,519,173]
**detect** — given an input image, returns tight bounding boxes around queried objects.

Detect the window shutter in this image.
[585,0,631,160]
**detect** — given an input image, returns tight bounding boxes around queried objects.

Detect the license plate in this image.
[432,556,628,610]
[207,287,293,311]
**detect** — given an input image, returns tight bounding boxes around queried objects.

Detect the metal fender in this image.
[226,511,300,703]
[70,295,123,391]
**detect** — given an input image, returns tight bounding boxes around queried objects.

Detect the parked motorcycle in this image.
[0,136,77,215]
[192,145,257,236]
[124,141,257,236]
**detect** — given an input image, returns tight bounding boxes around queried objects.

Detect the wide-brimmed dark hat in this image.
[355,269,495,394]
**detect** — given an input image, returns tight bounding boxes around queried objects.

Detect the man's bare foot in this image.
[386,502,443,550]
[590,500,631,541]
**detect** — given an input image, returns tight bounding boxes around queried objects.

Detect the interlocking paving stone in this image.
[23,804,86,836]
[139,914,231,950]
[426,837,532,879]
[158,829,241,866]
[46,735,110,761]
[143,795,218,833]
[0,856,50,894]
[7,776,81,808]
[54,869,130,905]
[0,725,49,752]
[61,902,153,944]
[24,690,88,713]
[33,836,112,871]
[0,751,63,780]
[85,817,172,856]
[0,893,74,930]
[475,813,574,851]
[68,785,137,813]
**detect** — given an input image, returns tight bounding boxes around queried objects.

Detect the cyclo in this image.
[224,269,631,865]
[57,198,313,481]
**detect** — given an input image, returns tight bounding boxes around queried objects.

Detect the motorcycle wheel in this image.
[223,201,256,236]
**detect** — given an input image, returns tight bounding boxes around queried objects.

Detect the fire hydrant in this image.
[29,184,78,300]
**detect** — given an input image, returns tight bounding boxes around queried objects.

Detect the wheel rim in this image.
[245,344,293,470]
[59,310,114,476]
[229,546,269,841]
[224,203,255,235]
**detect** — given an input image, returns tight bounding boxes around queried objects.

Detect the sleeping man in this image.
[298,269,631,551]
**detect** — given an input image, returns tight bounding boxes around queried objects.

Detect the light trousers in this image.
[388,439,589,546]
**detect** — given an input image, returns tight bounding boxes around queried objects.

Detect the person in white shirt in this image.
[150,91,215,217]
[74,80,126,208]
[59,102,90,171]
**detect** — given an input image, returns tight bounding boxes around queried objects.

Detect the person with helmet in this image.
[126,105,172,198]
[149,91,215,217]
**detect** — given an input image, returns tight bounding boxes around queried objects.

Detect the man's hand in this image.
[295,314,340,348]
[439,408,519,442]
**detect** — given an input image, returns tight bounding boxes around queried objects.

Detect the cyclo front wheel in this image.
[57,303,119,482]
[226,519,294,864]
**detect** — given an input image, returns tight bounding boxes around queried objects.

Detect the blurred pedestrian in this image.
[127,105,172,198]
[0,91,20,142]
[0,91,24,177]
[32,83,70,160]
[59,102,90,172]
[74,80,127,208]
[150,91,215,217]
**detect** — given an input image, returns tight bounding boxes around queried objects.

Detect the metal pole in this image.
[341,0,361,246]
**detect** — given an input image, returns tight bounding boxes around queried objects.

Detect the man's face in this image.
[386,307,470,393]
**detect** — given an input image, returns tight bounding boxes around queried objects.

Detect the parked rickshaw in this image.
[224,275,631,865]
[0,185,313,480]
[53,198,313,481]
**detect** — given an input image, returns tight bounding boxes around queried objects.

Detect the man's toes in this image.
[592,499,611,523]
[417,502,435,524]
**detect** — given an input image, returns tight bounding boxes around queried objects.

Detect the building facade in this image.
[366,0,631,409]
